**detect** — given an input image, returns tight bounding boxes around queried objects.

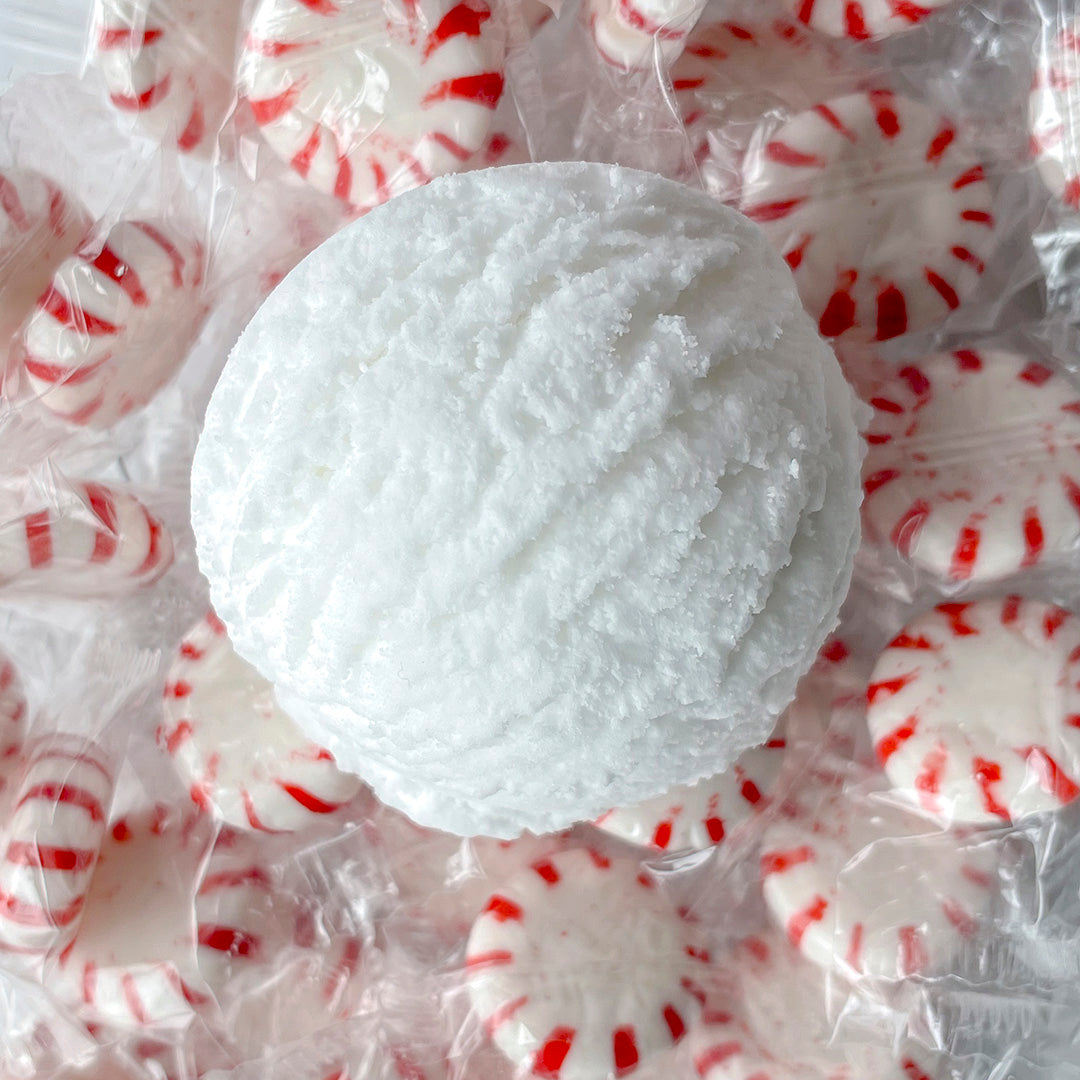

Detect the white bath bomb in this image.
[192,162,863,839]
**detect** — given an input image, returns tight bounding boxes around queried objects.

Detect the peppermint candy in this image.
[867,597,1080,824]
[20,219,204,427]
[239,0,506,210]
[742,90,995,342]
[0,168,89,355]
[862,349,1080,584]
[92,0,245,154]
[159,611,364,832]
[0,482,174,597]
[466,847,709,1079]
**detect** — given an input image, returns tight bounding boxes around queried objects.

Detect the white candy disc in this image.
[594,731,786,853]
[689,931,918,1080]
[92,0,245,154]
[19,219,204,428]
[867,597,1080,824]
[742,90,995,342]
[862,349,1080,584]
[780,0,954,41]
[56,811,209,1031]
[586,0,706,71]
[0,168,89,356]
[0,739,112,963]
[160,612,364,833]
[671,18,841,202]
[1030,22,1080,207]
[0,482,174,597]
[760,782,994,978]
[465,847,709,1079]
[239,0,507,210]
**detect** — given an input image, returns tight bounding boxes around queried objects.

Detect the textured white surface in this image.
[192,161,863,838]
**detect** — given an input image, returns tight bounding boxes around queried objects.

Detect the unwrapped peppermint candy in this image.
[192,162,863,838]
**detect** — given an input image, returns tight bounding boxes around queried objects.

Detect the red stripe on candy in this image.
[424,2,491,58]
[421,73,503,109]
[742,198,805,222]
[131,222,187,288]
[760,845,813,876]
[177,98,205,152]
[876,283,907,340]
[90,244,148,305]
[24,511,52,568]
[532,859,560,885]
[483,894,523,922]
[972,757,1010,820]
[952,165,985,190]
[534,1026,575,1077]
[867,673,917,704]
[97,26,164,48]
[1020,746,1080,804]
[40,287,121,336]
[926,124,955,164]
[949,522,981,580]
[17,782,105,822]
[0,888,84,927]
[951,245,984,273]
[870,90,900,137]
[925,268,960,310]
[464,949,513,969]
[898,926,928,974]
[764,141,824,168]
[813,103,856,140]
[845,2,870,39]
[875,716,918,763]
[277,781,343,815]
[662,1003,685,1041]
[5,841,95,872]
[612,1027,639,1075]
[249,84,302,126]
[788,895,828,946]
[484,994,527,1035]
[694,1042,741,1075]
[110,75,171,112]
[1022,506,1044,567]
[939,602,978,636]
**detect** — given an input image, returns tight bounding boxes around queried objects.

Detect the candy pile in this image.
[1,0,1080,1079]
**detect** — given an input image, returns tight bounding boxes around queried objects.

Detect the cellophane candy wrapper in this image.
[2,0,1080,1078]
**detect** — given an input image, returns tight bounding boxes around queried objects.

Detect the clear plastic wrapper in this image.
[0,0,1080,1079]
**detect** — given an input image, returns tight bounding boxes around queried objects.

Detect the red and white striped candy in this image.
[586,0,706,71]
[465,847,709,1080]
[741,90,995,343]
[159,612,363,833]
[56,810,209,1031]
[92,0,245,155]
[0,654,27,797]
[19,219,204,427]
[0,738,112,964]
[0,168,89,356]
[759,781,994,979]
[689,931,919,1080]
[781,0,954,41]
[867,597,1080,824]
[862,350,1080,584]
[239,0,507,212]
[1030,22,1080,208]
[195,832,365,1052]
[594,728,787,853]
[671,18,840,201]
[0,482,173,597]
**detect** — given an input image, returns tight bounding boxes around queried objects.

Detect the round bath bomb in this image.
[192,162,864,838]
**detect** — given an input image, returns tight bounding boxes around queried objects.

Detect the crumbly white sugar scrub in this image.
[192,162,864,838]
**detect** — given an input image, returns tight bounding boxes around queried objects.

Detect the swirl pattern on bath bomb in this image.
[192,162,863,838]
